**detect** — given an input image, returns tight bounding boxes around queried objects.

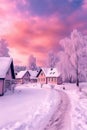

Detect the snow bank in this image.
[61,82,87,130]
[0,84,61,130]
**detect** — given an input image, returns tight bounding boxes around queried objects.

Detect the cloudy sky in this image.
[0,0,87,66]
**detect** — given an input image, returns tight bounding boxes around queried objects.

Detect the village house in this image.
[0,57,15,96]
[46,68,62,85]
[29,70,40,83]
[37,68,47,84]
[16,70,30,84]
[37,68,62,85]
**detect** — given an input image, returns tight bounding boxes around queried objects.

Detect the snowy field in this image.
[0,84,61,130]
[0,83,87,130]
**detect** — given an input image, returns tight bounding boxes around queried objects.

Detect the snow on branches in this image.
[57,29,87,86]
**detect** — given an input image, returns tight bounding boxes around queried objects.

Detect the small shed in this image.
[16,70,30,84]
[0,57,15,96]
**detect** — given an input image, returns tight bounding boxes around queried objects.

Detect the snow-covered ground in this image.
[0,82,87,130]
[56,82,87,130]
[0,83,61,130]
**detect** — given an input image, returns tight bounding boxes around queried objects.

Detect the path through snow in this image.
[44,90,71,130]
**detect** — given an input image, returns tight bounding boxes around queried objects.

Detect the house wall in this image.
[30,78,37,83]
[4,66,13,92]
[5,67,13,80]
[57,76,62,84]
[38,71,46,84]
[16,78,23,84]
[0,80,4,95]
[47,77,58,84]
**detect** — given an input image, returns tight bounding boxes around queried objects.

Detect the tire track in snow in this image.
[44,90,71,130]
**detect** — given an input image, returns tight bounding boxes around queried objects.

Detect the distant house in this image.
[29,70,40,83]
[16,70,30,84]
[0,57,15,96]
[37,68,62,85]
[46,68,62,85]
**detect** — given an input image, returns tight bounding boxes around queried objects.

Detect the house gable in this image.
[6,62,15,80]
[0,57,15,79]
[37,69,47,84]
[0,57,15,96]
[37,67,62,85]
[16,70,30,84]
[22,71,30,79]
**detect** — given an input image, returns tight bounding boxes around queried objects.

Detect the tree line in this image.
[0,29,87,86]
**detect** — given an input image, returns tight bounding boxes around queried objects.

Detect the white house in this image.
[16,70,30,84]
[37,68,62,85]
[0,57,15,96]
[46,68,62,85]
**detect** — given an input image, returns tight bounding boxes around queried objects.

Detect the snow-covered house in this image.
[46,68,62,85]
[0,57,15,96]
[29,70,40,83]
[16,70,30,84]
[37,68,62,85]
[37,68,47,84]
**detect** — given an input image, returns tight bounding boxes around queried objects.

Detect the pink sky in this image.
[0,0,87,66]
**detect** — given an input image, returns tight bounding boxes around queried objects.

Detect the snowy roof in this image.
[46,68,60,77]
[29,70,39,79]
[0,57,13,78]
[37,67,60,77]
[41,68,48,75]
[16,70,29,79]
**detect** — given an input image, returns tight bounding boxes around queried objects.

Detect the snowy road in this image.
[44,90,71,130]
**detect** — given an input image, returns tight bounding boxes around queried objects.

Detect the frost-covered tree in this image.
[47,51,57,68]
[28,54,37,70]
[57,51,76,83]
[57,29,87,86]
[0,39,10,57]
[70,30,87,86]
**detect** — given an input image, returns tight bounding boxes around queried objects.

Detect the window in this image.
[41,72,43,76]
[54,78,56,82]
[47,78,49,82]
[51,78,53,81]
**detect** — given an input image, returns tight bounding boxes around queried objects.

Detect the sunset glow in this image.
[0,0,87,66]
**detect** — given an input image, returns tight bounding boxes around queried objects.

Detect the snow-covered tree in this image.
[27,54,37,70]
[47,51,57,68]
[0,39,10,57]
[57,29,87,86]
[70,30,87,86]
[57,51,76,83]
